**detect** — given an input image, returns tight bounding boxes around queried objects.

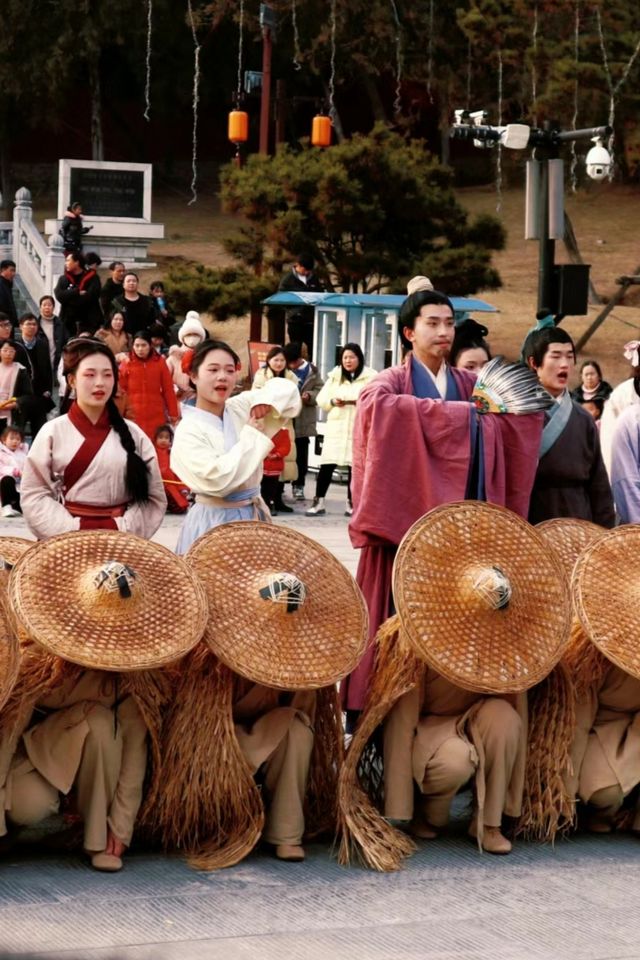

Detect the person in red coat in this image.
[118,330,179,440]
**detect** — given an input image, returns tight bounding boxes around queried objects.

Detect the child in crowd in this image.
[260,426,292,515]
[154,424,190,513]
[0,425,28,516]
[581,396,604,428]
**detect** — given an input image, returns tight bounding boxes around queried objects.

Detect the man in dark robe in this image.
[523,326,614,528]
[343,290,545,716]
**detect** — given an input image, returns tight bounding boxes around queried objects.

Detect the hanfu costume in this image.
[19,402,166,538]
[527,392,614,528]
[609,404,640,523]
[343,354,544,712]
[171,378,300,554]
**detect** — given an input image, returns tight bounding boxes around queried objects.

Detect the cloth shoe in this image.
[90,852,123,872]
[274,500,293,513]
[1,505,20,518]
[306,498,326,516]
[468,819,512,854]
[344,502,353,517]
[275,844,305,862]
[292,485,306,501]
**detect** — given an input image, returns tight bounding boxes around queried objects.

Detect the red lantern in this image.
[228,110,249,144]
[311,114,332,148]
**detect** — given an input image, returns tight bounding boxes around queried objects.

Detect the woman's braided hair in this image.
[62,338,150,503]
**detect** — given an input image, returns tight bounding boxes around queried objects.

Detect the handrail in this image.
[12,187,65,311]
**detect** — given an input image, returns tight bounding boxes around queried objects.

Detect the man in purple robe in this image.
[343,290,544,717]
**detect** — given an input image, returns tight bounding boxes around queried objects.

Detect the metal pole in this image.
[537,159,556,316]
[259,27,272,155]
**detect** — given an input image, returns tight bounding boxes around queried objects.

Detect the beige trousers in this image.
[419,699,522,828]
[262,716,314,846]
[6,704,123,852]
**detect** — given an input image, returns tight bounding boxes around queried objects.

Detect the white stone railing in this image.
[13,187,65,310]
[0,222,13,262]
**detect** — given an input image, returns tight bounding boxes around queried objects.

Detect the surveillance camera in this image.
[470,110,489,126]
[585,138,612,181]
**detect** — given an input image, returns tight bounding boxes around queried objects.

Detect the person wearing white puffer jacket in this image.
[166,311,207,407]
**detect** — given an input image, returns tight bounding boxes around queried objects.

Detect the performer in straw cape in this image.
[149,522,367,866]
[0,530,207,872]
[566,526,640,835]
[343,288,554,718]
[339,502,572,868]
[20,339,166,539]
[170,340,300,553]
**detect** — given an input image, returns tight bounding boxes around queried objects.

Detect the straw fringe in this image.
[144,644,265,870]
[517,661,576,841]
[304,685,344,840]
[337,615,424,871]
[563,620,609,700]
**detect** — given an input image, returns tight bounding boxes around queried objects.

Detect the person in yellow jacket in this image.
[307,344,377,517]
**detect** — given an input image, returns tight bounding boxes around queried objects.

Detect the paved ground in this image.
[2,485,640,960]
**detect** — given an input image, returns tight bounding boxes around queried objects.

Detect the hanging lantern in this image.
[228,109,249,144]
[311,114,332,148]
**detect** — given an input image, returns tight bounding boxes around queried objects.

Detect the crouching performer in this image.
[568,526,640,835]
[0,529,207,871]
[339,502,571,870]
[149,521,368,868]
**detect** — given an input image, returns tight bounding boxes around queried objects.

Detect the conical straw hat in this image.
[0,594,18,710]
[536,518,606,584]
[573,525,640,679]
[0,536,33,569]
[8,530,208,671]
[185,521,368,690]
[393,501,572,693]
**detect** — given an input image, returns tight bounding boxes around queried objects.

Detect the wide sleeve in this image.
[171,416,273,498]
[20,425,81,538]
[227,378,301,438]
[610,411,640,523]
[116,425,167,539]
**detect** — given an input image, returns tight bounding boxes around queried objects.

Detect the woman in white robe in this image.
[20,339,166,540]
[171,340,300,554]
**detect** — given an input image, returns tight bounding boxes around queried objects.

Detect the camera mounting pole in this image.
[450,117,611,321]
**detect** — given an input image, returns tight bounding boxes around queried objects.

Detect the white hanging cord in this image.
[427,0,434,101]
[291,0,302,70]
[389,0,403,117]
[595,5,640,166]
[329,0,337,122]
[143,0,153,121]
[237,0,245,97]
[570,0,580,192]
[531,2,538,126]
[187,0,201,206]
[496,48,503,214]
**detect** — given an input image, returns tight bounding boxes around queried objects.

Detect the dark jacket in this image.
[571,381,613,404]
[55,269,102,336]
[15,334,54,397]
[277,268,325,326]
[111,294,155,336]
[37,315,68,371]
[60,212,90,252]
[100,278,124,318]
[289,361,324,438]
[0,277,17,328]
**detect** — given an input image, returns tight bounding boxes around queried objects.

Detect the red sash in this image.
[63,403,112,494]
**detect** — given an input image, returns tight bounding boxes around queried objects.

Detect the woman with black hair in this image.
[171,339,300,553]
[20,339,166,538]
[306,343,377,516]
[449,318,491,374]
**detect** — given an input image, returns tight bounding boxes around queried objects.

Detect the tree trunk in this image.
[0,134,10,214]
[361,73,388,126]
[89,61,104,161]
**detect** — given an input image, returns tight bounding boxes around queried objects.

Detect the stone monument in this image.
[45,159,164,265]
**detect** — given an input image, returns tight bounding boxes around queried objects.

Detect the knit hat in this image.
[179,312,206,345]
[406,276,434,295]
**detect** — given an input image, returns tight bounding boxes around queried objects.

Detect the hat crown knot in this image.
[471,565,512,611]
[259,572,306,613]
[94,561,137,600]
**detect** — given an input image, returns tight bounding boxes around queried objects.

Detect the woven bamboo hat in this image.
[573,525,640,679]
[393,501,572,693]
[185,521,368,690]
[536,518,606,584]
[0,595,19,711]
[0,536,33,569]
[8,530,208,671]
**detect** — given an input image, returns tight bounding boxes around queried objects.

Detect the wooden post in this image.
[575,268,640,353]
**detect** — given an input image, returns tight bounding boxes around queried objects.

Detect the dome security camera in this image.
[585,138,612,181]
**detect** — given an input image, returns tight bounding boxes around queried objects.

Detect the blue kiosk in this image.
[262,292,498,381]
